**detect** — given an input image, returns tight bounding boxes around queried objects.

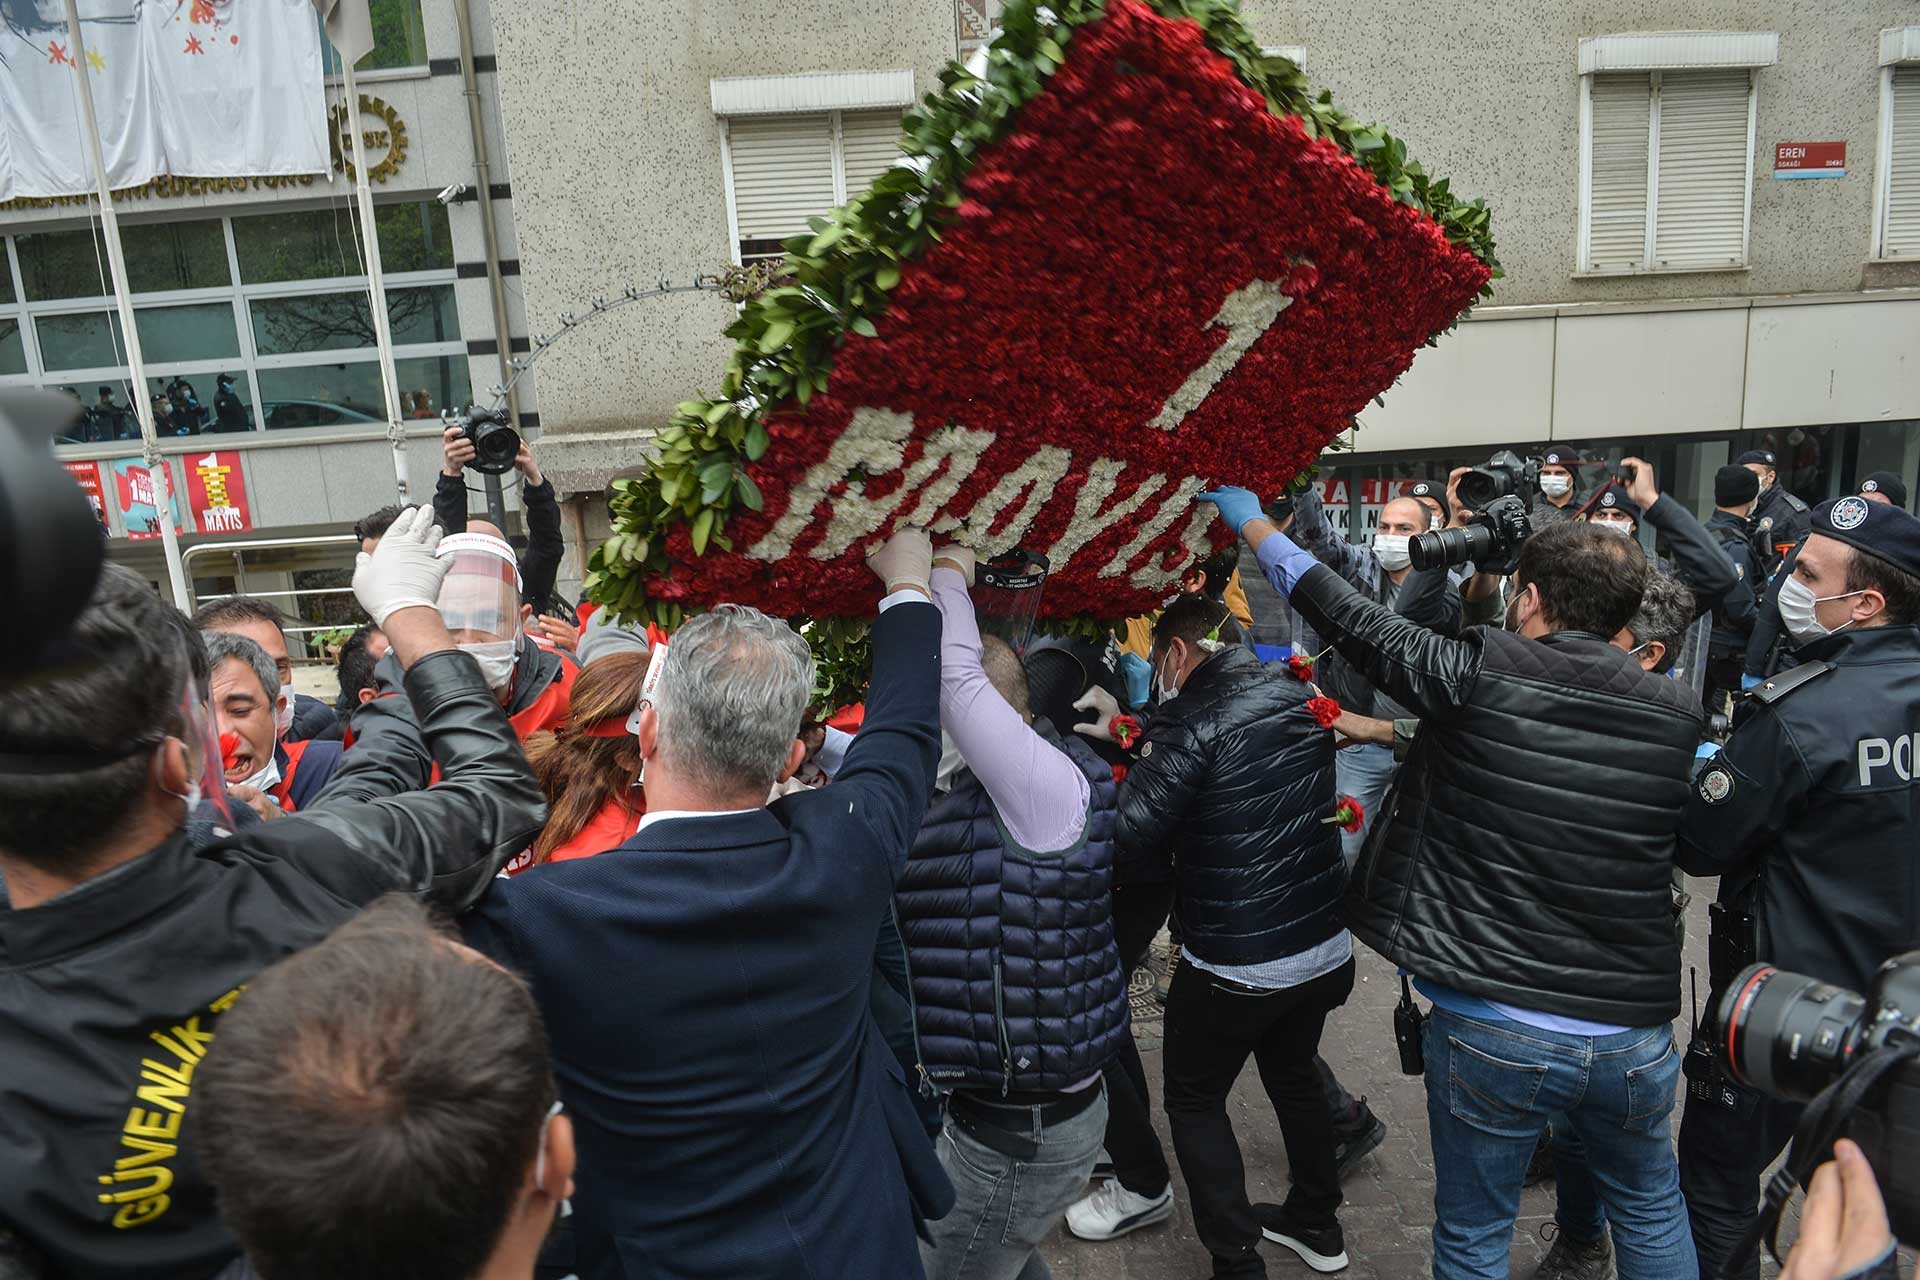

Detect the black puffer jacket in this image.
[1292,564,1702,1027]
[1115,646,1345,968]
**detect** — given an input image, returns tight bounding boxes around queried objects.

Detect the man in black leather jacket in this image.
[1111,594,1355,1280]
[0,508,546,1280]
[1208,485,1704,1280]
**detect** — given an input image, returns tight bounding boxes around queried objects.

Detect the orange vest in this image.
[503,791,643,876]
[508,654,579,741]
[269,739,316,814]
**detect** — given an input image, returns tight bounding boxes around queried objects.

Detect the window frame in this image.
[318,0,431,83]
[0,203,465,450]
[718,107,907,266]
[1577,67,1759,277]
[1871,60,1920,262]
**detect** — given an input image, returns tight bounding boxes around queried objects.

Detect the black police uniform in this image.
[1749,480,1810,575]
[1672,494,1920,1280]
[1704,508,1761,702]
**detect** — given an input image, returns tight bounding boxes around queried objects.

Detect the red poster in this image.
[182,449,252,535]
[61,459,109,533]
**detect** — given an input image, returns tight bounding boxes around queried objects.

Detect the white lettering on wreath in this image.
[746,275,1292,588]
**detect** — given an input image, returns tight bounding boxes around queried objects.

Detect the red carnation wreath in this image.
[588,0,1496,705]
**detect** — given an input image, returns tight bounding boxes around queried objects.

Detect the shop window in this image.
[16,220,228,300]
[35,303,239,372]
[0,317,24,377]
[251,285,459,356]
[257,355,469,431]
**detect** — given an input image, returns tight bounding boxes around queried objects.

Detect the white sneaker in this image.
[1065,1177,1174,1241]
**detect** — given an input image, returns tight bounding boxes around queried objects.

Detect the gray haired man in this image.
[461,528,957,1278]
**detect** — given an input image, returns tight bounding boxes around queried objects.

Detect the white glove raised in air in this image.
[353,506,451,626]
[1071,685,1123,742]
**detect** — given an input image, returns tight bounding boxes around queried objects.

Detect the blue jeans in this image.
[922,1085,1108,1280]
[1332,743,1396,864]
[1423,1008,1695,1280]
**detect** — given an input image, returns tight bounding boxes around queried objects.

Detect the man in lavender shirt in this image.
[896,545,1133,1280]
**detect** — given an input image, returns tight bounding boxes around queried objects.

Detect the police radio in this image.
[1394,974,1427,1076]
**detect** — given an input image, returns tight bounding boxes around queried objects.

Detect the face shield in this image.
[173,675,235,828]
[436,534,524,645]
[974,550,1050,654]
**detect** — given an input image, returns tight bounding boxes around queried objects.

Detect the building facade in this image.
[10,0,536,655]
[492,0,1920,577]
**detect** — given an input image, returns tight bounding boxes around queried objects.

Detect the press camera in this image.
[446,404,521,476]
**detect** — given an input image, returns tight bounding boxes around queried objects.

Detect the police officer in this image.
[1736,448,1811,575]
[1743,473,1909,687]
[1674,494,1920,1280]
[1532,448,1580,528]
[1703,465,1762,713]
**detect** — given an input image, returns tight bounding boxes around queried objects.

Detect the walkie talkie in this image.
[1394,974,1427,1076]
[1683,966,1734,1109]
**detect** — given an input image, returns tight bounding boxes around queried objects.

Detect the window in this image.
[1875,63,1920,259]
[319,0,428,75]
[1580,69,1757,274]
[723,110,906,262]
[1,200,468,444]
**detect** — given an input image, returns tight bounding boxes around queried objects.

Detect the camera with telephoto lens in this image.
[1455,449,1543,511]
[1718,953,1920,1246]
[1409,494,1534,576]
[447,405,520,476]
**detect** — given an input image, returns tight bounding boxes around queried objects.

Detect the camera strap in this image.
[1719,1042,1920,1279]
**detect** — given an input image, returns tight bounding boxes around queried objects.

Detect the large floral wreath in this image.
[587,0,1496,699]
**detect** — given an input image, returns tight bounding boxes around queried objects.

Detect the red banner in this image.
[182,449,252,536]
[61,459,108,533]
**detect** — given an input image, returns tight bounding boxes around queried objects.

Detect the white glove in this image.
[1071,685,1122,742]
[932,545,977,586]
[866,527,933,596]
[353,505,450,626]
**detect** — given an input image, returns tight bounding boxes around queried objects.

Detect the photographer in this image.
[1675,496,1920,1280]
[434,424,566,617]
[1210,485,1705,1280]
[0,508,546,1280]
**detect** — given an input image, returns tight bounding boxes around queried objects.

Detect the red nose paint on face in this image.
[219,732,241,771]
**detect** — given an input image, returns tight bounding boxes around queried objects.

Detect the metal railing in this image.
[182,535,367,653]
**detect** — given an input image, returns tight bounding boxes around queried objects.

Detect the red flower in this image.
[610,0,1490,625]
[1109,714,1142,749]
[1305,696,1342,729]
[1323,795,1365,834]
[1286,655,1315,681]
[1111,763,1130,785]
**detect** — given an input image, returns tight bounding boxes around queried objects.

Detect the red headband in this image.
[578,716,632,739]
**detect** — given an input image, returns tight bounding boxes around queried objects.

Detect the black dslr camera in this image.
[446,404,521,476]
[1717,953,1920,1253]
[1455,449,1543,511]
[1409,495,1534,577]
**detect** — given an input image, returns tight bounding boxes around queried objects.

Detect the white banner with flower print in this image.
[0,0,326,202]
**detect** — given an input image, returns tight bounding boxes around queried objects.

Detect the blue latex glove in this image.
[1119,652,1152,710]
[1197,486,1264,533]
[1740,673,1763,692]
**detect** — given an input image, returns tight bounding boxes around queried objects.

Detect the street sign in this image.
[1774,142,1846,179]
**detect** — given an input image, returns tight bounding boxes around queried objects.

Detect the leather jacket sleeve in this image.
[1396,565,1462,636]
[1114,715,1201,879]
[244,649,547,912]
[1291,563,1485,721]
[1745,544,1798,677]
[1646,495,1738,621]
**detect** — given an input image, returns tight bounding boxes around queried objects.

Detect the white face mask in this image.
[1777,575,1866,647]
[274,682,295,740]
[1372,534,1413,572]
[1155,651,1180,705]
[1540,474,1572,498]
[238,754,281,794]
[460,639,518,691]
[1593,518,1636,538]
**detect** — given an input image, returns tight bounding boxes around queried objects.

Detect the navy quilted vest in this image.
[894,730,1130,1095]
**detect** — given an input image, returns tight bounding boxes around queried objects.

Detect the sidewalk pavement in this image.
[1039,888,1725,1280]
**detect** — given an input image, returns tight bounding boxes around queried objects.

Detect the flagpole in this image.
[62,0,192,611]
[337,57,411,504]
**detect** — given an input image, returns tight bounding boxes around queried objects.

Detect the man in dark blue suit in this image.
[463,529,952,1280]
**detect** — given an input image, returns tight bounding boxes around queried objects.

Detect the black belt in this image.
[949,1085,1103,1161]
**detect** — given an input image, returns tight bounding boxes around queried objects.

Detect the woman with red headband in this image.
[509,649,650,874]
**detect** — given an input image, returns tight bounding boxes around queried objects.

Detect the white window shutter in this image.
[840,110,905,198]
[727,114,837,248]
[1588,73,1653,271]
[1653,69,1752,269]
[1886,66,1920,258]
